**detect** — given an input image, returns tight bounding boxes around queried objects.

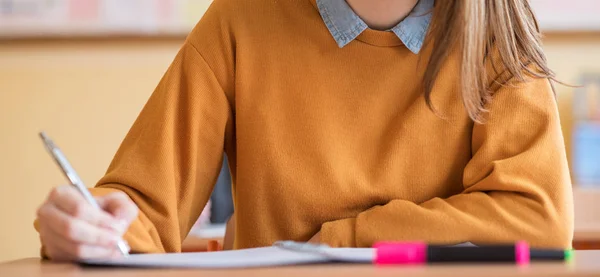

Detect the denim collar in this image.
[315,0,433,53]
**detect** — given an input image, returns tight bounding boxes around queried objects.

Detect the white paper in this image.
[81,246,374,269]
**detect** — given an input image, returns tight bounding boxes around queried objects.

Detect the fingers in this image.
[97,192,138,229]
[37,202,122,247]
[37,186,138,261]
[40,223,118,261]
[49,186,121,232]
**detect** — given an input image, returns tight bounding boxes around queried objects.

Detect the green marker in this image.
[530,248,573,262]
[564,249,575,263]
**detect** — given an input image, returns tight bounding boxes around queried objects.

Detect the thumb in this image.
[97,192,138,233]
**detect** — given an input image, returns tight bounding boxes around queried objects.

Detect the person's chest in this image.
[230,31,474,211]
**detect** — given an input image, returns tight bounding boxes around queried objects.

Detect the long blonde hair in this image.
[423,0,555,122]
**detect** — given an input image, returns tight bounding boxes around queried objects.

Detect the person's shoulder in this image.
[185,0,255,43]
[189,0,313,43]
[205,0,247,17]
[205,0,298,22]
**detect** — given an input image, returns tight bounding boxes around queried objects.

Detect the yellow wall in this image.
[0,34,599,262]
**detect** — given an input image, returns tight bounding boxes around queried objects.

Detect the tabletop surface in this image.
[2,251,600,277]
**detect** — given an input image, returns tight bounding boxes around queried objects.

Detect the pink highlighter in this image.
[373,241,567,265]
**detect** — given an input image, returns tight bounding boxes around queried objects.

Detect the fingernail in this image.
[111,235,122,244]
[102,222,119,233]
[99,234,119,247]
[109,220,129,235]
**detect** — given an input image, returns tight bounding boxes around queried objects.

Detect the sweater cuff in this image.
[320,217,356,247]
[33,219,49,259]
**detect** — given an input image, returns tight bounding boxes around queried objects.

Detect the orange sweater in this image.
[47,0,574,253]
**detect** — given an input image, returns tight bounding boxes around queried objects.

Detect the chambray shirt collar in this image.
[315,0,434,53]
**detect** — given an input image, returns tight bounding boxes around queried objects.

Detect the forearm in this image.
[321,190,572,248]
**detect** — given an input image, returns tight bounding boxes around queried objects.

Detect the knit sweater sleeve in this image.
[91,38,233,253]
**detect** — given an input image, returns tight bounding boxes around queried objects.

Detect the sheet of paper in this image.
[81,246,374,269]
[321,247,376,263]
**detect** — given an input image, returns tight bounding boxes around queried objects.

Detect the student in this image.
[35,0,574,261]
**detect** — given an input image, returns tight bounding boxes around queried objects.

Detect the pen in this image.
[39,132,130,257]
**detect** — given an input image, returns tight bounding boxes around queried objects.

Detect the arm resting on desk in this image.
[320,77,574,249]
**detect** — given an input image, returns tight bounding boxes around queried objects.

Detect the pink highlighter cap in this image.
[515,241,530,265]
[374,242,427,265]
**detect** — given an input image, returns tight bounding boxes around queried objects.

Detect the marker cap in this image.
[374,242,427,265]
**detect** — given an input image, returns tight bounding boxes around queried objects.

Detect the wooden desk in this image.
[573,226,600,250]
[2,251,600,277]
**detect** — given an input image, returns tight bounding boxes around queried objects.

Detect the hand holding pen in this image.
[36,132,137,261]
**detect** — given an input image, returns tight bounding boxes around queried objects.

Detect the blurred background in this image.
[0,0,599,262]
